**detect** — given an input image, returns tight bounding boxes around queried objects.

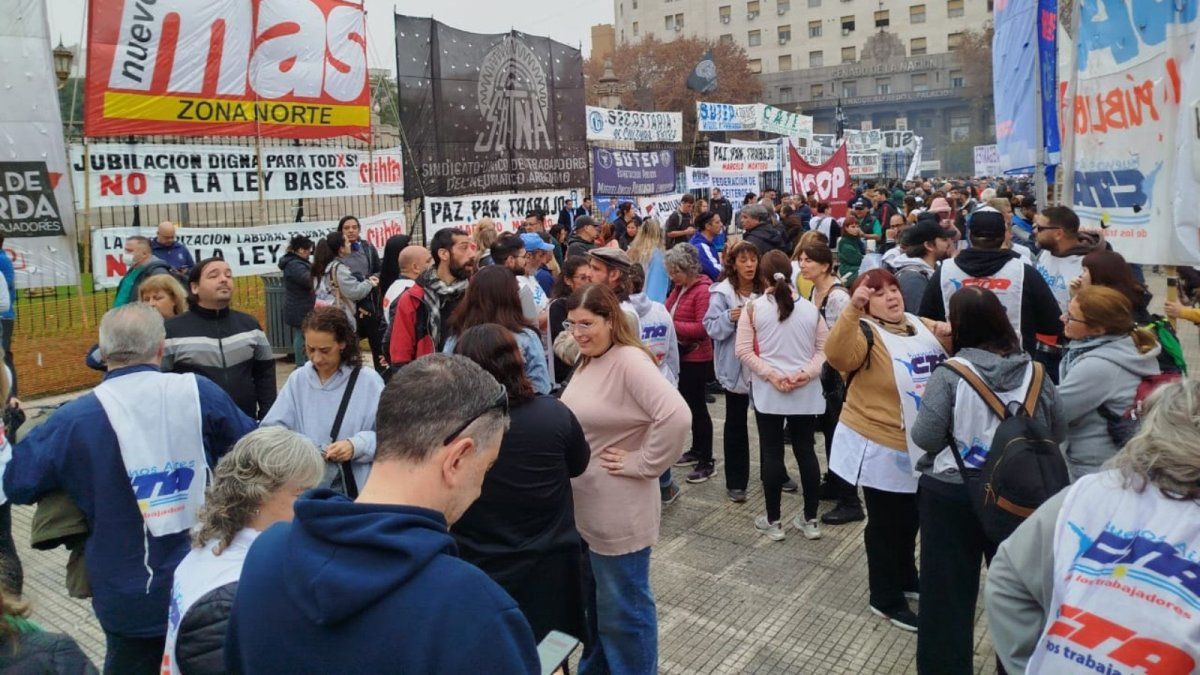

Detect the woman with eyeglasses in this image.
[1058,285,1161,480]
[560,283,690,675]
[450,323,590,646]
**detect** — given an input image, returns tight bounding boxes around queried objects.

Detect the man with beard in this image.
[889,217,956,312]
[709,188,733,228]
[385,228,474,373]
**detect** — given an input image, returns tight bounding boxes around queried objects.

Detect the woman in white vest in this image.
[826,267,951,632]
[986,379,1200,674]
[163,427,324,675]
[910,286,1065,673]
[735,250,828,542]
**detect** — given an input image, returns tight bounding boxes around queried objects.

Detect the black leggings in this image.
[678,361,714,465]
[754,412,820,522]
[723,391,750,490]
[862,486,919,613]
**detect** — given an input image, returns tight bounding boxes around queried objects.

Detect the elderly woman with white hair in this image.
[162,426,325,675]
[985,378,1200,674]
[665,243,716,483]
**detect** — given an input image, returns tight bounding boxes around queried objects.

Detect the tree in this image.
[954,23,995,142]
[584,36,761,141]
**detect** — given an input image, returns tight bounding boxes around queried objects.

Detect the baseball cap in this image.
[520,232,555,252]
[969,207,1006,239]
[905,219,958,247]
[852,199,870,209]
[575,215,597,230]
[588,247,633,270]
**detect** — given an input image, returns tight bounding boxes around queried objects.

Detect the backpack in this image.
[940,360,1070,545]
[1096,372,1183,448]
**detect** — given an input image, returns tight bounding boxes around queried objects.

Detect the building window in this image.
[808,20,822,37]
[778,0,790,13]
[811,83,824,98]
[780,85,793,99]
[778,25,791,43]
[808,0,820,6]
[841,15,855,34]
[809,50,823,67]
[719,5,731,22]
[987,0,994,10]
[841,45,856,63]
[842,80,857,97]
[663,14,684,30]
[919,117,933,129]
[748,29,761,46]
[910,37,926,55]
[720,33,733,43]
[621,29,625,42]
[947,0,963,18]
[749,58,762,73]
[747,0,760,17]
[911,72,928,91]
[947,31,963,51]
[950,69,964,87]
[910,4,926,23]
[779,54,793,70]
[633,21,639,36]
[876,77,891,94]
[632,0,637,8]
[874,10,889,28]
[950,112,970,141]
[620,3,624,17]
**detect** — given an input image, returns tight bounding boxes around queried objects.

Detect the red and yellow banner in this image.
[85,0,371,141]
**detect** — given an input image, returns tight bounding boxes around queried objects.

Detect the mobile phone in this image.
[537,631,580,675]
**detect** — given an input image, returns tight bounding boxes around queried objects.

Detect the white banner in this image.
[1,0,81,288]
[91,211,406,290]
[758,104,814,141]
[709,172,759,206]
[71,143,404,208]
[696,102,760,132]
[424,189,583,237]
[848,153,881,178]
[905,138,924,181]
[685,166,711,189]
[882,130,920,152]
[708,142,778,172]
[844,129,883,154]
[636,193,685,221]
[586,106,682,143]
[973,144,1001,177]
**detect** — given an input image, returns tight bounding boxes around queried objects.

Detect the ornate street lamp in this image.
[53,39,74,89]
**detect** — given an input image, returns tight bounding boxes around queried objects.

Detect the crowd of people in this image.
[0,177,1195,674]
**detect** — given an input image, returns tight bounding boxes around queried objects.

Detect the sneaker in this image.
[781,479,799,493]
[820,503,866,525]
[754,515,786,541]
[869,605,919,632]
[674,452,699,467]
[686,463,715,483]
[904,591,920,603]
[660,483,681,505]
[727,489,747,503]
[792,515,822,540]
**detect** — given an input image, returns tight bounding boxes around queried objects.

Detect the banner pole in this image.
[78,140,92,329]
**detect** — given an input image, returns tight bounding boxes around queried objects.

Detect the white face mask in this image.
[122,252,136,266]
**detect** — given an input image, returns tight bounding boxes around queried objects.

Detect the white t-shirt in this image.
[382,278,416,325]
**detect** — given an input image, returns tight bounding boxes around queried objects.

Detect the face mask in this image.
[122,252,136,266]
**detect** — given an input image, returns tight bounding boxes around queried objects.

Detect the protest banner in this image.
[70,143,404,208]
[424,189,582,237]
[844,129,883,154]
[973,145,1001,177]
[2,0,79,288]
[591,148,675,196]
[396,17,588,196]
[709,172,759,207]
[685,166,711,189]
[758,104,814,141]
[992,0,1038,173]
[789,142,852,217]
[848,153,881,178]
[92,211,406,289]
[1058,3,1200,264]
[696,102,759,132]
[882,130,920,153]
[586,106,683,142]
[709,142,778,172]
[85,0,370,140]
[636,193,685,220]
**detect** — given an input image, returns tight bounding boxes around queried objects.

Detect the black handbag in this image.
[328,367,361,499]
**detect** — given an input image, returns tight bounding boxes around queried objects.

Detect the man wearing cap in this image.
[1010,195,1036,247]
[918,208,1060,356]
[566,216,599,258]
[521,232,556,298]
[851,199,882,247]
[889,218,956,312]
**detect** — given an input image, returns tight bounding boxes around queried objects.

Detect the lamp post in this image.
[53,39,74,89]
[591,59,630,109]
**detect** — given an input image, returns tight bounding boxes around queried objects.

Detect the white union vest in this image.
[940,257,1025,342]
[935,358,1034,475]
[1028,470,1200,674]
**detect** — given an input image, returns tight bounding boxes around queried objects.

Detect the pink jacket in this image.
[666,276,713,363]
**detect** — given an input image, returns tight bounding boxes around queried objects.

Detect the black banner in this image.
[0,162,66,237]
[396,17,589,197]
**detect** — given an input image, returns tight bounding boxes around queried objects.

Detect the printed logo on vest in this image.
[1068,524,1200,614]
[1041,603,1195,674]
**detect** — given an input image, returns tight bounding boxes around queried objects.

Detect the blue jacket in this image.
[689,232,722,281]
[225,491,540,674]
[3,365,255,637]
[0,251,14,319]
[150,239,195,273]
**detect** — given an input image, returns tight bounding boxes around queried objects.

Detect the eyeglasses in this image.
[1033,225,1060,232]
[562,319,599,333]
[442,382,509,446]
[1065,314,1087,325]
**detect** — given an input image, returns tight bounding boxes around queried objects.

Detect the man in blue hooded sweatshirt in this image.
[226,354,540,674]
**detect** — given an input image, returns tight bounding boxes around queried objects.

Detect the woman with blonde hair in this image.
[137,274,189,319]
[987,378,1200,674]
[628,219,669,303]
[473,218,499,267]
[560,283,690,675]
[163,427,325,674]
[1057,285,1161,479]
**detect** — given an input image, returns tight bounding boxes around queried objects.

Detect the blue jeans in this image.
[658,470,672,488]
[581,548,656,675]
[292,328,308,367]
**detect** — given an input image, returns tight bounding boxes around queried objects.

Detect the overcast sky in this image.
[48,0,614,73]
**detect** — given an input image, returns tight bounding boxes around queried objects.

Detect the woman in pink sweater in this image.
[560,283,691,675]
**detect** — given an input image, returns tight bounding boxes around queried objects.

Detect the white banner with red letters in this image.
[423,189,583,237]
[90,211,405,289]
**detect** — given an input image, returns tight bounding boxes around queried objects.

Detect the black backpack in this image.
[940,360,1070,544]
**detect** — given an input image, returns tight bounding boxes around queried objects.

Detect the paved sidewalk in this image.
[12,274,1198,673]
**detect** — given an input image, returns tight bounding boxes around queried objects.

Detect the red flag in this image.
[789,142,852,218]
